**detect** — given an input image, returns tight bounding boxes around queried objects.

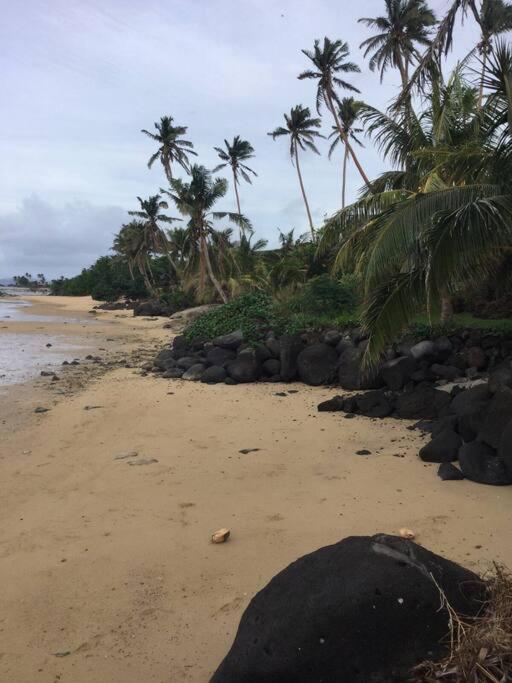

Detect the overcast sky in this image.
[1,0,481,279]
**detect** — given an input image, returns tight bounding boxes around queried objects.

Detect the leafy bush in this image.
[287,274,360,315]
[184,293,275,343]
[159,289,194,313]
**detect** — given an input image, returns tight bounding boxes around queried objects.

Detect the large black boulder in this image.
[133,299,171,317]
[296,343,338,386]
[227,349,261,383]
[489,362,512,394]
[355,390,393,418]
[201,365,227,384]
[206,346,237,367]
[449,384,491,417]
[211,534,484,683]
[380,356,415,391]
[212,330,244,350]
[279,335,304,382]
[262,358,281,377]
[477,388,512,449]
[338,347,382,391]
[153,348,176,370]
[498,419,512,478]
[317,395,346,412]
[176,356,202,370]
[458,441,512,486]
[419,428,462,463]
[395,383,451,420]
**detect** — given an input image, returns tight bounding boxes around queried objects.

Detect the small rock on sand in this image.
[113,451,138,460]
[34,407,50,413]
[211,528,230,543]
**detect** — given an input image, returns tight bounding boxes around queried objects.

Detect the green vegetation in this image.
[51,0,512,361]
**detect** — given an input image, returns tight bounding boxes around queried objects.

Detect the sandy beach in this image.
[1,296,511,682]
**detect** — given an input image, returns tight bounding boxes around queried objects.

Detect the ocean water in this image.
[0,292,90,388]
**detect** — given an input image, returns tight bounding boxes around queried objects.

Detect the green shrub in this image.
[184,293,275,343]
[287,274,360,316]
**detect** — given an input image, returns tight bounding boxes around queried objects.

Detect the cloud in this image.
[0,196,125,279]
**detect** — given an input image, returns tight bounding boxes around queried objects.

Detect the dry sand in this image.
[1,296,511,682]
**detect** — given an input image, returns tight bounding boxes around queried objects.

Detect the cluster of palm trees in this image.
[111,0,512,365]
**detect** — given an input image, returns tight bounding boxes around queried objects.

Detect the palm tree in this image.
[358,0,437,90]
[475,0,512,105]
[268,105,323,240]
[128,195,180,280]
[213,136,257,226]
[328,98,364,208]
[298,37,370,188]
[320,50,512,366]
[162,165,251,303]
[113,221,154,294]
[141,116,197,182]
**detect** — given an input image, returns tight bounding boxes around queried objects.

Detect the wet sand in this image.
[1,296,511,682]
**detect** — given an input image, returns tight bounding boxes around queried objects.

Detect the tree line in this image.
[53,0,512,364]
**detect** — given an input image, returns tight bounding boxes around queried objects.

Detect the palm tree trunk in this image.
[342,145,349,209]
[164,157,173,184]
[326,89,371,189]
[138,259,156,297]
[232,168,243,241]
[441,295,454,323]
[478,48,488,109]
[200,235,228,303]
[293,140,315,241]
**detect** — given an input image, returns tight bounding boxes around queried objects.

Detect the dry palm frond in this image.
[411,564,512,682]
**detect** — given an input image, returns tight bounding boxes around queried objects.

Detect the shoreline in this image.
[1,296,511,682]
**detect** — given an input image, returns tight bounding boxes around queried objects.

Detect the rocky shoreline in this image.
[146,325,512,487]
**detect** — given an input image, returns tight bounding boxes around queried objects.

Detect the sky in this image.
[0,0,481,280]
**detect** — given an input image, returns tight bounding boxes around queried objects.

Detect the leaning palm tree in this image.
[358,0,437,89]
[128,195,180,278]
[476,0,512,105]
[298,37,370,188]
[320,50,512,366]
[213,136,257,225]
[268,105,323,240]
[162,165,251,303]
[141,116,197,182]
[328,98,364,208]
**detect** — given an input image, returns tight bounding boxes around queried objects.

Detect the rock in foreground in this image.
[211,534,484,683]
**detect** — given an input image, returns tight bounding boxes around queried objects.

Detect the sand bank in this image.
[1,296,511,682]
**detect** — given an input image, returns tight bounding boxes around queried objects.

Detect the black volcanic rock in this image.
[211,534,484,683]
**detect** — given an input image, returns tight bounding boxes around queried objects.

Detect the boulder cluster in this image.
[211,534,485,683]
[148,326,512,486]
[150,326,512,388]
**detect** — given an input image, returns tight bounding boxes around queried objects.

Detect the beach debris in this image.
[211,528,230,544]
[274,392,288,397]
[239,448,260,454]
[34,407,50,413]
[356,449,372,455]
[40,370,54,376]
[84,405,103,410]
[53,650,71,658]
[399,528,416,540]
[128,457,158,466]
[113,450,138,460]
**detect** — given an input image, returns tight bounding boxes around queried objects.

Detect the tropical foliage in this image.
[52,1,512,360]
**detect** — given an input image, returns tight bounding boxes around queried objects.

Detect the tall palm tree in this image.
[320,51,512,366]
[141,116,197,182]
[268,105,323,240]
[213,136,257,226]
[128,195,180,279]
[358,0,437,90]
[475,0,512,105]
[298,37,370,188]
[328,98,364,208]
[162,165,251,303]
